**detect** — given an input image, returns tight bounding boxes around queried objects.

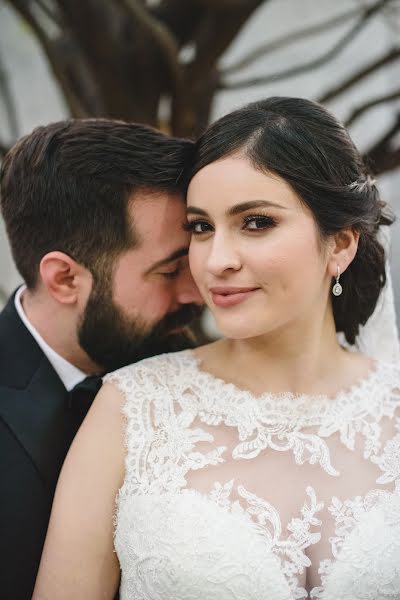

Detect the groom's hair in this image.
[0,119,192,289]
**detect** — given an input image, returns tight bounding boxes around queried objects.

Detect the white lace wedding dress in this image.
[104,349,400,600]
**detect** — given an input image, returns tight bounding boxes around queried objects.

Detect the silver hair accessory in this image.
[349,174,377,192]
[332,265,343,297]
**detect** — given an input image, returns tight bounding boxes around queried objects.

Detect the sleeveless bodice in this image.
[104,350,400,599]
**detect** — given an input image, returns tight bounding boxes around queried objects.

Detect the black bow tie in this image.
[68,375,103,417]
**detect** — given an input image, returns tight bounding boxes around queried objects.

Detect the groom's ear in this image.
[327,228,360,278]
[39,251,93,305]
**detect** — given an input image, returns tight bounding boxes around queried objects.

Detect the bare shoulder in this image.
[65,381,127,482]
[74,380,126,437]
[32,378,127,599]
[341,350,377,380]
[90,380,126,419]
[339,349,400,392]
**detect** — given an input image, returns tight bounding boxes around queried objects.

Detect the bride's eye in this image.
[243,215,277,231]
[183,220,213,234]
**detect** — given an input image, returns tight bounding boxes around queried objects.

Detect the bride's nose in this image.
[206,232,241,276]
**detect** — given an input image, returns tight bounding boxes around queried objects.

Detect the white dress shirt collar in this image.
[14,285,87,391]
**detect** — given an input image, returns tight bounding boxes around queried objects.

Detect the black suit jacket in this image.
[0,294,92,600]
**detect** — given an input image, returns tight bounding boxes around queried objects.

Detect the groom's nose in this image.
[176,268,204,306]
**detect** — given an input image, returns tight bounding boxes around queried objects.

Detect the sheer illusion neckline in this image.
[108,346,400,600]
[184,349,383,406]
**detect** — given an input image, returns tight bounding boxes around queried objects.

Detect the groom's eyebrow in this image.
[145,247,188,274]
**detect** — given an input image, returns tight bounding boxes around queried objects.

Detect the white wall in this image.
[1,0,399,315]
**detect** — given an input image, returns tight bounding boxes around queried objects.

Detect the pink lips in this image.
[209,286,259,307]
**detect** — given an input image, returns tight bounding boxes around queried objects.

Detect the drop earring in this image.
[332,265,343,296]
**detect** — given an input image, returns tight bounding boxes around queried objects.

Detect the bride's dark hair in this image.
[188,96,394,345]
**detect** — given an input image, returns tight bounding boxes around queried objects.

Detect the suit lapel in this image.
[0,294,75,491]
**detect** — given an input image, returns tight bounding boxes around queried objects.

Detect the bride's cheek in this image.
[188,244,206,284]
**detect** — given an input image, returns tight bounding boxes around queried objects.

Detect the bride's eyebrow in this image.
[186,200,286,217]
[186,206,208,216]
[228,200,286,215]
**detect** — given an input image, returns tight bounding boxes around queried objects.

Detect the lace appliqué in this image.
[311,490,400,599]
[105,364,227,496]
[105,352,400,600]
[147,409,226,493]
[310,419,400,599]
[195,394,340,476]
[371,417,400,485]
[209,481,323,599]
[180,356,400,478]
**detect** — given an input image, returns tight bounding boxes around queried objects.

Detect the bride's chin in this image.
[212,318,267,341]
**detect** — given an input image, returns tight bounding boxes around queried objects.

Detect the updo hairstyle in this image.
[188,97,394,345]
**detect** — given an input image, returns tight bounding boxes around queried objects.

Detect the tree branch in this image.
[7,0,52,53]
[0,140,10,158]
[318,47,400,104]
[364,114,400,174]
[121,0,185,129]
[222,3,364,75]
[345,90,400,127]
[188,0,265,83]
[0,286,9,305]
[169,0,265,136]
[150,0,206,47]
[196,0,266,7]
[219,0,392,90]
[123,0,180,63]
[0,52,19,139]
[57,0,176,122]
[32,0,64,29]
[7,0,103,116]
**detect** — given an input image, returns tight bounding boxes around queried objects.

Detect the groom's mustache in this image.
[161,304,203,333]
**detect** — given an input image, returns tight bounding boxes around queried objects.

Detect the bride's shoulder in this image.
[377,358,400,386]
[341,350,400,392]
[361,358,400,408]
[102,349,195,393]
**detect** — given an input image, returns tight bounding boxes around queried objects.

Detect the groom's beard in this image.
[78,280,202,373]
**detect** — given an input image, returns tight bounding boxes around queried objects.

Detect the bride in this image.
[33,97,400,600]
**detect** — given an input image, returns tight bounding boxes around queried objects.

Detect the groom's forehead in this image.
[126,190,190,265]
[128,190,186,238]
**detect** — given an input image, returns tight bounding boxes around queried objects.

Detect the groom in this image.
[0,119,203,600]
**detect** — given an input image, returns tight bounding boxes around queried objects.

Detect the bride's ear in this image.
[327,228,360,277]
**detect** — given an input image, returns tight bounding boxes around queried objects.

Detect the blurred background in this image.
[0,0,399,319]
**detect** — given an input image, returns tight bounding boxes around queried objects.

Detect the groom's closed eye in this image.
[159,263,182,279]
[160,256,191,279]
[145,247,189,276]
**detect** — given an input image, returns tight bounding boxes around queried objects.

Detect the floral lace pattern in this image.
[207,482,323,599]
[104,350,400,599]
[311,491,400,599]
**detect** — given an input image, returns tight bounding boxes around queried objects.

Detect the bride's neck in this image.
[202,309,369,397]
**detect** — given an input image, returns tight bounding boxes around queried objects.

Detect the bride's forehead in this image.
[188,158,301,212]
